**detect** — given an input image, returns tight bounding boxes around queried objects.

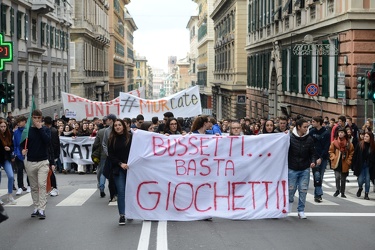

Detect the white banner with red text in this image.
[61,87,145,120]
[126,130,290,221]
[59,136,94,165]
[119,86,202,120]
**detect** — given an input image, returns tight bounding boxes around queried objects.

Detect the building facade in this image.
[211,0,247,120]
[107,0,130,99]
[186,16,198,87]
[0,0,72,118]
[246,0,375,124]
[193,0,215,112]
[124,7,137,92]
[133,54,148,91]
[70,0,110,102]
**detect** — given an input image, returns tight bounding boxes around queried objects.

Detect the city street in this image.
[0,169,374,250]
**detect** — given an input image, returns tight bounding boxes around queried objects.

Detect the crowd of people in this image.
[0,109,375,224]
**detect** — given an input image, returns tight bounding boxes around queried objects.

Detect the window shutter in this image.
[291,52,298,93]
[282,49,287,91]
[70,42,75,70]
[321,40,329,97]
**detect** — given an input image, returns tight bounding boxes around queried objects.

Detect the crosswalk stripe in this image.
[5,193,33,207]
[56,188,96,206]
[305,193,339,206]
[0,189,8,196]
[325,191,375,206]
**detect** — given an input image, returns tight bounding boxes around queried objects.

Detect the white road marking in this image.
[325,191,375,206]
[5,193,33,207]
[157,221,168,250]
[305,193,339,206]
[56,188,96,206]
[137,221,151,250]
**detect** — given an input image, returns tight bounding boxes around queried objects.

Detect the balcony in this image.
[31,0,54,14]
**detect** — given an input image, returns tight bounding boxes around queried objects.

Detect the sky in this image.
[127,0,197,72]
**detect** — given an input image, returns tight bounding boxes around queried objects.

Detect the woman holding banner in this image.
[108,119,132,225]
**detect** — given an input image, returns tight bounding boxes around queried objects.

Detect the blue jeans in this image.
[0,160,15,194]
[358,163,370,193]
[97,159,106,191]
[113,170,126,215]
[313,159,327,197]
[288,168,310,212]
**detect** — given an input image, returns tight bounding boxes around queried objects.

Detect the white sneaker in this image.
[8,195,17,205]
[298,211,307,219]
[0,199,4,205]
[50,188,59,197]
[16,188,23,195]
[26,186,31,193]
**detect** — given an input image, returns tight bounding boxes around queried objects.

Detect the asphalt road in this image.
[0,170,374,250]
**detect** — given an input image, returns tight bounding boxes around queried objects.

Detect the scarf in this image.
[333,137,348,152]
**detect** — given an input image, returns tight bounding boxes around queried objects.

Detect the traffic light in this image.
[368,69,375,101]
[357,76,366,98]
[6,82,14,103]
[0,82,6,104]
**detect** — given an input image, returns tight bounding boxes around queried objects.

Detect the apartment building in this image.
[0,0,72,118]
[193,0,215,112]
[70,0,110,101]
[186,16,198,87]
[124,7,137,92]
[246,0,375,124]
[133,54,148,91]
[211,0,247,120]
[108,0,130,99]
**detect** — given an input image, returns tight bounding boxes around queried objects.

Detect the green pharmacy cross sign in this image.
[0,33,13,71]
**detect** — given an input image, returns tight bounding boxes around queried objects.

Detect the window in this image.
[32,19,36,41]
[50,27,54,48]
[114,63,124,78]
[24,72,28,108]
[52,72,56,100]
[10,7,14,36]
[58,72,61,99]
[41,22,45,45]
[17,11,23,39]
[1,4,7,34]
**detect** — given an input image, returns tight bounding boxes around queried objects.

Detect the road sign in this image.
[0,33,13,71]
[305,83,319,97]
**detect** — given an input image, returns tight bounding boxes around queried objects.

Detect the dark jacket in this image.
[352,143,375,181]
[21,126,52,165]
[0,139,13,164]
[50,126,60,159]
[309,126,330,160]
[108,133,132,175]
[288,127,318,171]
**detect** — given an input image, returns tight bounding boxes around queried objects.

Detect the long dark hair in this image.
[191,115,209,132]
[358,131,375,153]
[109,119,130,147]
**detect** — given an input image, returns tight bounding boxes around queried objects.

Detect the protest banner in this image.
[61,86,145,120]
[126,130,290,221]
[60,136,94,165]
[119,86,202,120]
